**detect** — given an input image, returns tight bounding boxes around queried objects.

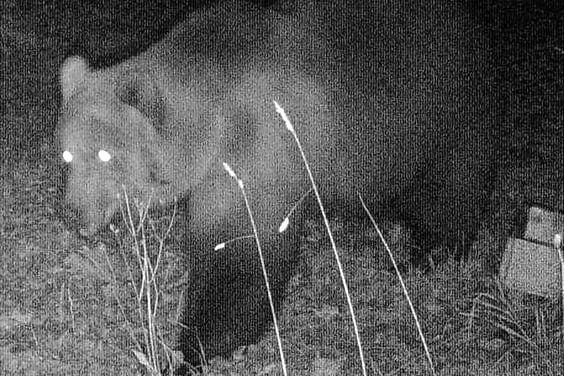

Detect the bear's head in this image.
[57,57,222,237]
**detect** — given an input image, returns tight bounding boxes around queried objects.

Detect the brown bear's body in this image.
[58,0,495,368]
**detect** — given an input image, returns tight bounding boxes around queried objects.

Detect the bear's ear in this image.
[118,76,165,131]
[60,56,90,101]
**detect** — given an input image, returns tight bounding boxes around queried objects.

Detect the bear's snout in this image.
[60,186,120,238]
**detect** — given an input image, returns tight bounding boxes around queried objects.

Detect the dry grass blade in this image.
[222,162,288,376]
[274,100,367,376]
[358,194,436,376]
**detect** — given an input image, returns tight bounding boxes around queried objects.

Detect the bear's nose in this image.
[58,200,117,242]
[56,195,100,237]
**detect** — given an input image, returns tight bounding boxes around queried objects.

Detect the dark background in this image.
[2,0,277,160]
[1,0,562,162]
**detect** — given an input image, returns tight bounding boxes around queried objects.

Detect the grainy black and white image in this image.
[1,0,562,375]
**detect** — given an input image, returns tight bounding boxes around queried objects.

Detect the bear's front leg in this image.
[178,190,301,368]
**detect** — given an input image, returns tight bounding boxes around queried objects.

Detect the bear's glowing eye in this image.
[62,150,73,163]
[98,150,112,162]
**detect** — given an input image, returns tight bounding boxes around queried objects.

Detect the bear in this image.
[57,0,495,369]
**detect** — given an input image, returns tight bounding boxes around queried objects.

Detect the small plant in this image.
[464,279,561,375]
[104,188,180,375]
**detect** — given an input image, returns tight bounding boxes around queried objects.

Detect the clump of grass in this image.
[104,188,181,375]
[460,233,564,374]
[463,276,562,375]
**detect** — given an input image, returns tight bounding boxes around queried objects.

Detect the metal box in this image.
[500,206,563,297]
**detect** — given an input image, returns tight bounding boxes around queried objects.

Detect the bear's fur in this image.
[58,0,495,367]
